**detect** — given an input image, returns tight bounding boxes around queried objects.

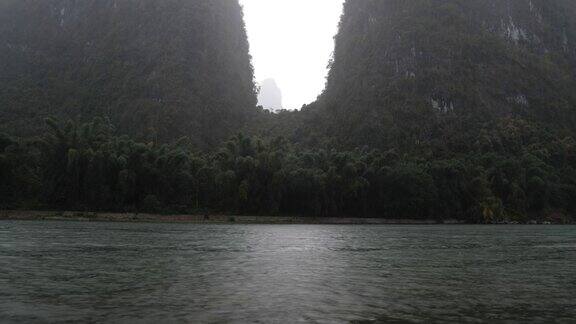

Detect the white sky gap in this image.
[240,0,345,110]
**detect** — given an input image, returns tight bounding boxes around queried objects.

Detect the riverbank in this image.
[0,210,466,225]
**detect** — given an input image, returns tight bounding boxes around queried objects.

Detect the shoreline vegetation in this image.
[2,2,576,228]
[1,210,572,225]
[2,119,575,225]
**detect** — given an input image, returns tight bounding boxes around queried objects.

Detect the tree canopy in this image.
[1,118,574,223]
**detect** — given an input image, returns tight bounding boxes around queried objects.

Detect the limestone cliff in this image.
[0,0,256,148]
[303,0,576,150]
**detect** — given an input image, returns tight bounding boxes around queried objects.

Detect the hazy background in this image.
[240,0,345,110]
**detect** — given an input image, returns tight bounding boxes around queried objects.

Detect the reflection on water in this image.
[0,222,575,323]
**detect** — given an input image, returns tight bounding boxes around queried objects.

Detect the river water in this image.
[0,221,575,323]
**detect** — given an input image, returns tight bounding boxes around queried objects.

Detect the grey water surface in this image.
[0,221,575,323]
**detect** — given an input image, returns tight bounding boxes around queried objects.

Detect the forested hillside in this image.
[1,0,575,222]
[294,0,576,151]
[0,0,256,148]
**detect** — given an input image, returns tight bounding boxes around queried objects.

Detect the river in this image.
[0,221,575,323]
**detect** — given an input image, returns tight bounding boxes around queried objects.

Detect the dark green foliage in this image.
[1,118,574,222]
[292,0,576,151]
[0,0,257,149]
[0,133,41,208]
[1,1,576,222]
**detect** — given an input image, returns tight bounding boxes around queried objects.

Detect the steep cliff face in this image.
[307,0,576,150]
[0,0,256,148]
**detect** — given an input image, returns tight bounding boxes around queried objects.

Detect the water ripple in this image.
[0,222,575,323]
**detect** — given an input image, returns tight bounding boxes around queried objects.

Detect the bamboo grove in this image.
[1,118,574,223]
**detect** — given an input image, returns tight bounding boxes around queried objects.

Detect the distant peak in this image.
[258,78,283,112]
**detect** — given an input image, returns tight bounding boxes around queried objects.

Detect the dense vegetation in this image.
[0,0,257,149]
[1,118,574,223]
[1,0,575,222]
[287,0,576,151]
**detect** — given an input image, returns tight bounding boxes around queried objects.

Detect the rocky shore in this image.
[0,210,465,225]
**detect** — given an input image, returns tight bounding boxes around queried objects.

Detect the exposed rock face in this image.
[258,78,283,111]
[0,0,257,148]
[306,0,576,149]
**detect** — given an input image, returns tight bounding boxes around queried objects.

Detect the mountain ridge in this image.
[292,0,576,151]
[0,0,257,149]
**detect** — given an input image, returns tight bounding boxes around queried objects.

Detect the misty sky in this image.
[240,0,344,110]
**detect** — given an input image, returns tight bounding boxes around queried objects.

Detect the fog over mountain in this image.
[0,0,257,148]
[257,78,283,111]
[296,0,576,150]
[240,0,344,109]
[1,3,576,322]
[1,0,575,224]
